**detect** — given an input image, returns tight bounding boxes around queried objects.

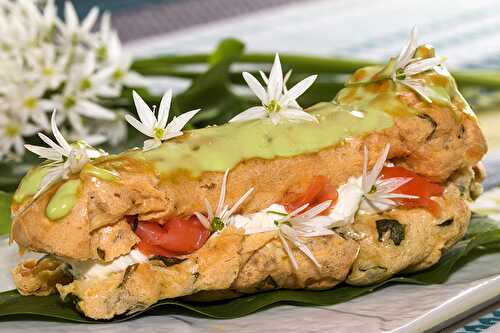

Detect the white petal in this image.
[404,57,446,76]
[292,200,332,224]
[362,145,369,192]
[161,131,183,141]
[157,90,172,129]
[216,170,230,216]
[100,11,111,38]
[294,239,321,268]
[227,187,254,217]
[125,114,153,137]
[375,193,418,199]
[50,111,71,154]
[281,75,317,104]
[24,145,62,161]
[279,232,298,270]
[278,109,318,123]
[259,71,269,85]
[281,225,321,268]
[64,1,79,28]
[81,7,99,32]
[267,53,283,101]
[35,164,65,199]
[67,112,86,135]
[93,66,115,84]
[82,53,96,77]
[143,138,161,151]
[31,112,50,130]
[76,100,116,120]
[166,109,200,134]
[81,134,107,146]
[132,90,156,129]
[399,79,432,103]
[375,177,412,194]
[360,197,397,213]
[283,69,293,88]
[364,144,390,193]
[242,72,268,103]
[228,107,267,123]
[123,72,148,87]
[204,198,214,223]
[395,27,418,70]
[194,212,211,230]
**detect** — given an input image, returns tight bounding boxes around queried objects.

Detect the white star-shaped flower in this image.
[229,53,318,125]
[58,1,99,46]
[24,110,106,198]
[194,169,254,231]
[125,90,200,151]
[359,144,418,212]
[274,200,334,269]
[0,115,38,161]
[327,144,417,226]
[391,27,446,103]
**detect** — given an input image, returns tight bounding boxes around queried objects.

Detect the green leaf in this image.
[0,191,12,236]
[0,213,499,322]
[173,38,248,126]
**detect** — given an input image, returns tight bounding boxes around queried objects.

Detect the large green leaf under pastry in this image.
[0,213,499,322]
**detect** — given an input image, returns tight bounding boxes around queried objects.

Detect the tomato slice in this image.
[285,175,338,213]
[135,216,210,256]
[381,166,444,216]
[137,240,179,257]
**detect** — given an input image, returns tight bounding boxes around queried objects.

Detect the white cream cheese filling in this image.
[66,249,148,280]
[230,176,369,235]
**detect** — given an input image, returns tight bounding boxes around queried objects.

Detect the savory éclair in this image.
[11,31,487,319]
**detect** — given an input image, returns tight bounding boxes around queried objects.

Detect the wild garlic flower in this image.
[229,54,318,125]
[0,0,144,161]
[0,115,38,161]
[391,27,446,102]
[328,144,417,225]
[194,169,255,231]
[274,201,333,269]
[24,110,106,198]
[126,90,201,151]
[359,144,417,212]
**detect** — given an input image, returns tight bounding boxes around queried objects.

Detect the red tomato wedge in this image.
[137,240,179,258]
[381,166,444,216]
[135,216,210,256]
[285,175,338,213]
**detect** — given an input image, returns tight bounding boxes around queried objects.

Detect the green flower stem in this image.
[132,53,500,89]
[451,70,500,88]
[132,53,375,74]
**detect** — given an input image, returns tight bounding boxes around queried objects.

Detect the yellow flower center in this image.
[80,78,92,90]
[96,46,108,62]
[5,124,19,137]
[395,68,406,80]
[42,67,54,76]
[267,100,281,113]
[23,97,37,110]
[112,69,124,81]
[64,96,76,109]
[153,127,165,140]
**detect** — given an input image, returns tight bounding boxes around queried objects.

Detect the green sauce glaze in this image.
[14,100,394,207]
[336,45,475,119]
[45,179,81,220]
[81,164,120,182]
[132,102,394,178]
[13,166,50,203]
